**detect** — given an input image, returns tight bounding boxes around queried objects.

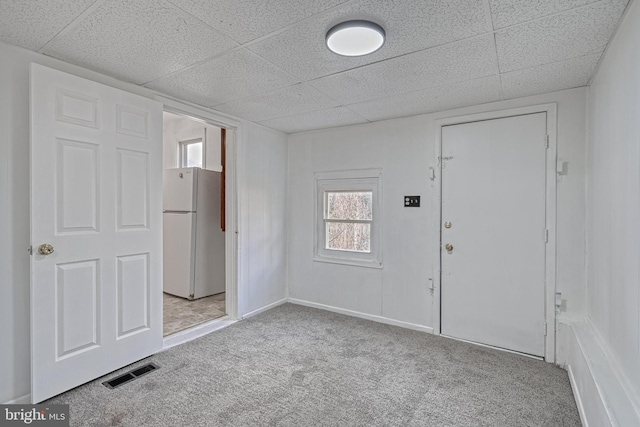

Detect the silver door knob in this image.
[38,243,54,255]
[444,243,453,252]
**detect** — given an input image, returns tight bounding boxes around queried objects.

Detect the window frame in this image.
[179,137,205,168]
[314,169,383,269]
[324,189,373,253]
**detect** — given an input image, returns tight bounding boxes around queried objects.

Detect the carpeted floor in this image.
[47,304,581,426]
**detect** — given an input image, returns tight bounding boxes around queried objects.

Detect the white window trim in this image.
[314,168,383,269]
[179,136,206,169]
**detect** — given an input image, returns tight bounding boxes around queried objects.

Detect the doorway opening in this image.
[161,110,233,337]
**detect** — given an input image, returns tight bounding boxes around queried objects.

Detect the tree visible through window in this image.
[315,169,382,268]
[325,191,372,252]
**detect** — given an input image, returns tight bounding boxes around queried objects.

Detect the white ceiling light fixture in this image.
[326,20,385,57]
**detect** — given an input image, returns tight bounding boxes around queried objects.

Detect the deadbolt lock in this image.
[444,221,452,229]
[38,243,54,255]
[444,243,454,252]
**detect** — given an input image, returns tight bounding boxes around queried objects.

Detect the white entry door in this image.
[440,113,547,357]
[30,64,163,403]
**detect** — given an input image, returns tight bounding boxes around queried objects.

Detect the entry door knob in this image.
[38,243,54,255]
[444,243,453,252]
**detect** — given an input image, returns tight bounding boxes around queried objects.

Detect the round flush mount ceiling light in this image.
[326,20,385,57]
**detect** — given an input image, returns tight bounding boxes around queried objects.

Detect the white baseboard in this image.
[3,394,31,404]
[567,364,589,427]
[242,298,288,320]
[163,316,237,350]
[287,298,433,334]
[564,320,640,427]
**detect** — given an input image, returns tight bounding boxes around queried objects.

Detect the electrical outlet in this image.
[404,196,420,207]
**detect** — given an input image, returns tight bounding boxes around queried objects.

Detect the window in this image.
[179,138,204,168]
[315,169,382,268]
[325,191,372,252]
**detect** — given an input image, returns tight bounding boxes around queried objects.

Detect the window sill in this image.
[313,255,383,269]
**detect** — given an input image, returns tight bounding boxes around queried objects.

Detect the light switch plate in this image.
[404,196,420,207]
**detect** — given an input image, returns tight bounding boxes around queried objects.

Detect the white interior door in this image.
[30,64,163,403]
[440,113,547,357]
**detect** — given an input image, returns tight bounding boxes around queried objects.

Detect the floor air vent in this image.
[103,363,160,389]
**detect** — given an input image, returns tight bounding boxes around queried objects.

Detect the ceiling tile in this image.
[495,0,628,72]
[167,0,348,44]
[147,48,299,106]
[348,76,503,122]
[212,84,340,122]
[259,106,367,134]
[248,0,488,80]
[0,0,95,50]
[501,54,600,99]
[42,0,238,84]
[3,0,627,132]
[309,34,499,105]
[489,0,599,29]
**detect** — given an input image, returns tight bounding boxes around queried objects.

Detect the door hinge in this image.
[544,321,548,336]
[544,229,549,243]
[545,135,549,148]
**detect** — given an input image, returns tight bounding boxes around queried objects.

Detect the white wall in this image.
[0,41,288,403]
[586,0,640,406]
[237,122,289,316]
[288,88,587,330]
[0,42,32,405]
[162,113,222,171]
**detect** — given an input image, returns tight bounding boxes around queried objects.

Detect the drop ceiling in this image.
[0,0,629,133]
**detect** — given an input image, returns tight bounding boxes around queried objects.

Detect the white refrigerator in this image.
[163,167,225,299]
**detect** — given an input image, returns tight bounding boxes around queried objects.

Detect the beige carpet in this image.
[48,303,580,426]
[163,292,226,336]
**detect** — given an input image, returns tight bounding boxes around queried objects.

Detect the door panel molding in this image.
[431,103,558,362]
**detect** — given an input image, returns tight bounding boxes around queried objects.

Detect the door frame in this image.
[431,103,558,362]
[156,95,240,321]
